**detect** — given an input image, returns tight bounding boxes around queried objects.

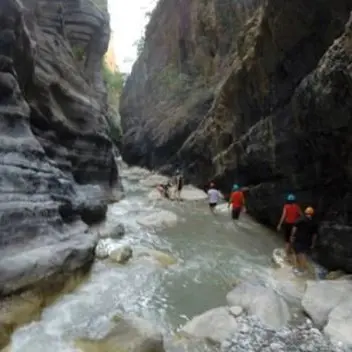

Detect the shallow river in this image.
[8,169,284,351]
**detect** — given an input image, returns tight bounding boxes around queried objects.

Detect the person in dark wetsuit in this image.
[291,206,318,276]
[157,181,172,199]
[277,194,303,259]
[174,169,184,201]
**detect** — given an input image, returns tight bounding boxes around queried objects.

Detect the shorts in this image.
[293,242,310,254]
[209,202,217,208]
[231,207,241,220]
[282,223,294,243]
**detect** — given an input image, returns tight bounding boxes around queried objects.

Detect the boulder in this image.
[229,306,243,318]
[76,315,165,352]
[226,281,291,329]
[99,223,125,239]
[180,307,238,344]
[324,297,352,347]
[109,246,133,264]
[134,249,177,268]
[137,210,178,228]
[139,174,170,188]
[180,186,207,201]
[301,280,352,327]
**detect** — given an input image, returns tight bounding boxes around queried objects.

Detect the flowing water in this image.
[7,167,285,352]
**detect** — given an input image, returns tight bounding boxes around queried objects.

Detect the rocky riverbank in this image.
[120,0,352,273]
[0,0,120,347]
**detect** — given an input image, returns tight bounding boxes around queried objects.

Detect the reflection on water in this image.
[8,174,283,352]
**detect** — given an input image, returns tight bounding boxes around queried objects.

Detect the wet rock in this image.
[137,210,178,228]
[0,0,118,301]
[221,316,348,352]
[134,248,177,268]
[229,306,243,317]
[76,315,165,352]
[180,185,208,201]
[181,307,238,344]
[269,266,307,305]
[324,297,352,347]
[99,223,125,239]
[120,166,152,181]
[109,246,133,264]
[139,174,170,188]
[301,280,352,327]
[226,280,291,329]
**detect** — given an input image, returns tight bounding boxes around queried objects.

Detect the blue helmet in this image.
[232,184,239,191]
[286,194,296,202]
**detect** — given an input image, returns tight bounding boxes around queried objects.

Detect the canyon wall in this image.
[120,0,352,272]
[0,0,120,299]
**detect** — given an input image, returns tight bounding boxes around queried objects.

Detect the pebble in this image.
[229,306,243,317]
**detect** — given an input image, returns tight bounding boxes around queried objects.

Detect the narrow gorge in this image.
[120,0,352,273]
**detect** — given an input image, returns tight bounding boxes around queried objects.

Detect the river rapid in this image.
[6,165,287,352]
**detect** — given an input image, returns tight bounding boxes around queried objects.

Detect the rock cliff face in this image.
[0,0,119,299]
[120,0,352,272]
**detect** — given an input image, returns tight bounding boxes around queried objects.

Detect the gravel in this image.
[221,316,351,352]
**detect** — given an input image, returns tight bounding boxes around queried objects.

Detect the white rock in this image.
[147,188,164,200]
[134,248,177,267]
[137,210,178,228]
[301,280,352,327]
[226,280,291,329]
[99,223,125,239]
[181,307,238,343]
[180,185,207,201]
[109,245,133,264]
[229,306,243,317]
[139,174,170,187]
[324,297,352,347]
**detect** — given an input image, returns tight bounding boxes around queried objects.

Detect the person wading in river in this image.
[174,169,184,201]
[228,184,245,220]
[277,194,302,260]
[207,182,221,214]
[290,206,318,276]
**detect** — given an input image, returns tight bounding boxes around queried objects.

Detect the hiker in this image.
[290,206,318,276]
[228,184,245,220]
[207,182,221,213]
[174,169,184,201]
[276,194,302,259]
[156,181,172,199]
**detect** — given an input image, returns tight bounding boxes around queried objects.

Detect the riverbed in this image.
[6,166,285,352]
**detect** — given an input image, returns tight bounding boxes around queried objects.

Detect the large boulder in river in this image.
[301,280,352,328]
[181,307,238,344]
[226,280,291,329]
[76,315,165,352]
[119,0,352,273]
[137,210,178,228]
[109,246,133,264]
[0,0,118,312]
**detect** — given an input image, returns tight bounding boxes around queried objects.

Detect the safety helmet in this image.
[304,207,314,215]
[286,194,296,202]
[232,184,239,191]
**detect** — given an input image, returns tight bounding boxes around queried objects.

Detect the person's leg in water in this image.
[283,223,293,262]
[209,202,217,214]
[231,207,241,221]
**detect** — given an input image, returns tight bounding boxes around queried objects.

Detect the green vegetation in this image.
[133,36,145,56]
[102,61,125,145]
[72,46,86,62]
[102,62,125,97]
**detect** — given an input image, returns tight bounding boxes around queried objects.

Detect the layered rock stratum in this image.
[0,0,119,305]
[120,0,352,273]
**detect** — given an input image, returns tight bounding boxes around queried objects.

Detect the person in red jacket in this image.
[277,194,302,258]
[228,184,246,220]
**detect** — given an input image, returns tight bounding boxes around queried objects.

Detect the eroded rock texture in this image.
[120,0,352,272]
[0,0,119,296]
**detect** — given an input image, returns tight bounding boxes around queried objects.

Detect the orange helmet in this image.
[304,206,314,215]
